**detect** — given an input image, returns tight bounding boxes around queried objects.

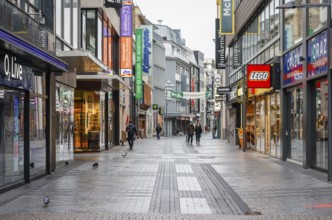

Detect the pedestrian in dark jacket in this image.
[195,123,203,145]
[187,122,195,145]
[156,124,162,140]
[126,121,137,150]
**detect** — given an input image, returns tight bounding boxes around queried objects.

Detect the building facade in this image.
[224,0,332,180]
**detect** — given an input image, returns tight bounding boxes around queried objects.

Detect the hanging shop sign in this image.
[135,28,143,99]
[220,0,234,34]
[217,86,230,94]
[307,30,328,77]
[283,45,303,85]
[104,0,122,8]
[247,64,271,88]
[215,18,226,68]
[120,2,132,77]
[139,25,153,75]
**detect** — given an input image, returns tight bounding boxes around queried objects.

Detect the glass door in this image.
[0,87,25,187]
[288,86,304,162]
[270,93,281,158]
[314,79,328,170]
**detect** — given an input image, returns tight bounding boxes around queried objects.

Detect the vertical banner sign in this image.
[140,25,153,75]
[135,29,143,99]
[200,98,205,113]
[120,2,133,77]
[220,0,234,34]
[215,18,225,69]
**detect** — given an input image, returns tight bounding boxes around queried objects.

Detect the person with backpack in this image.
[195,122,203,145]
[126,121,138,150]
[156,123,162,140]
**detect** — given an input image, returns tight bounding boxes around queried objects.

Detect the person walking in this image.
[195,122,203,145]
[187,122,195,145]
[126,121,138,150]
[156,123,162,140]
[213,125,217,139]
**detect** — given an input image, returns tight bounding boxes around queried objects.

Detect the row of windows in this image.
[229,40,280,85]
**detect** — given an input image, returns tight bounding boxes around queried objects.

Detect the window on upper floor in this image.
[56,0,79,50]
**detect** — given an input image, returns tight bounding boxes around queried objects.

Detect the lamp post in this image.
[277,0,332,181]
[165,80,174,137]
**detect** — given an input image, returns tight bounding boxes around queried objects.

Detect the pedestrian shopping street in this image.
[0,133,332,220]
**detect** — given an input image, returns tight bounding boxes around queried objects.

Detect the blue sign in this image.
[307,30,328,77]
[283,46,303,85]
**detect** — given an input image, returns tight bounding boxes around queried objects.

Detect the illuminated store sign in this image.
[283,46,303,85]
[0,54,23,81]
[247,64,271,88]
[307,30,328,77]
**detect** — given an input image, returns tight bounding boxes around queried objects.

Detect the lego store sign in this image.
[247,64,271,88]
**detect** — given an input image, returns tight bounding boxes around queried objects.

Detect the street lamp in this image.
[165,80,174,137]
[277,0,332,181]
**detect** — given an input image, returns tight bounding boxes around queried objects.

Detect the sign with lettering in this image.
[135,28,143,99]
[247,64,271,88]
[220,0,234,34]
[120,3,132,37]
[0,54,23,81]
[104,0,122,8]
[283,45,303,85]
[215,18,225,68]
[140,25,153,75]
[217,87,230,94]
[307,30,328,77]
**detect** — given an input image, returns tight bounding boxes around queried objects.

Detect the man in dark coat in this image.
[195,122,203,145]
[156,124,162,140]
[126,121,138,150]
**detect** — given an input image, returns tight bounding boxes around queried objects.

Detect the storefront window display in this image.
[55,84,74,163]
[270,93,281,158]
[289,86,304,163]
[0,87,25,188]
[74,90,105,152]
[255,97,266,153]
[315,79,328,170]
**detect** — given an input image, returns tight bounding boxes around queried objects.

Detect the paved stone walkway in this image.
[0,133,332,219]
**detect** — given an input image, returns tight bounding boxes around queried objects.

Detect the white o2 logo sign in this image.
[1,54,23,81]
[249,71,269,81]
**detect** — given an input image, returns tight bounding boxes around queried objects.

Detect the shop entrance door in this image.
[314,79,328,170]
[287,86,304,163]
[0,87,25,187]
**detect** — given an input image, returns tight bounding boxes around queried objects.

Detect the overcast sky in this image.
[135,0,217,59]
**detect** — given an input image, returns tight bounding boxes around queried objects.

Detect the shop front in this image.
[0,29,68,190]
[282,45,305,165]
[73,79,111,152]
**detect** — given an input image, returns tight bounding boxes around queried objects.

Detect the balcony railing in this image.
[0,0,55,55]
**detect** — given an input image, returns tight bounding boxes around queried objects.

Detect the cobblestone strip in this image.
[148,162,180,214]
[191,163,241,215]
[200,164,257,215]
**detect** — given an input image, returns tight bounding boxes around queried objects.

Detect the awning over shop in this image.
[0,28,68,72]
[56,50,108,73]
[76,73,131,90]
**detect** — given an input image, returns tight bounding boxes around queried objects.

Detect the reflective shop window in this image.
[0,88,25,188]
[308,0,330,36]
[283,0,304,50]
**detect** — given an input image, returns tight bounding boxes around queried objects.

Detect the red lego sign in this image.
[247,64,271,88]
